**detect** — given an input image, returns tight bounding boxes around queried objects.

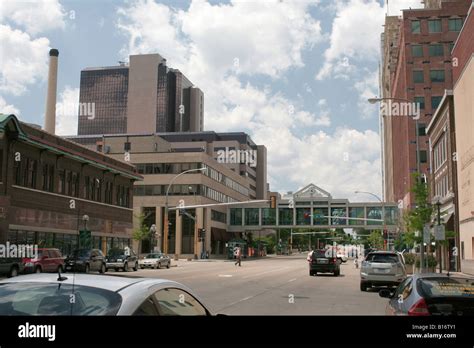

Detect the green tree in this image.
[405,173,433,235]
[367,230,384,250]
[132,213,150,255]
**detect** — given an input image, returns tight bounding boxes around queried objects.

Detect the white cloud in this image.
[116,0,380,196]
[0,0,66,35]
[0,96,20,115]
[316,0,424,81]
[354,69,379,119]
[55,86,79,136]
[0,25,50,96]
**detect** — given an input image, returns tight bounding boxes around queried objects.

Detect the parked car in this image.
[360,251,406,291]
[64,249,106,274]
[23,248,64,274]
[0,258,24,278]
[0,274,213,316]
[106,248,138,272]
[139,253,171,269]
[307,249,341,276]
[380,273,474,315]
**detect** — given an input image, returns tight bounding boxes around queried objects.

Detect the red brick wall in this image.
[452,6,474,84]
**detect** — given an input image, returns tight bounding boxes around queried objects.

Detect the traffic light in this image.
[198,228,206,240]
[270,195,276,209]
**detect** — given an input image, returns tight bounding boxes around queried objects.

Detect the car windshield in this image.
[366,254,399,263]
[311,250,327,258]
[71,250,90,258]
[0,282,122,316]
[145,254,161,259]
[417,277,474,298]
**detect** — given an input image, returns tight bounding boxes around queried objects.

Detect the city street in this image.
[110,254,388,315]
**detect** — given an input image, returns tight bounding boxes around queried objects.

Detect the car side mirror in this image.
[379,289,393,298]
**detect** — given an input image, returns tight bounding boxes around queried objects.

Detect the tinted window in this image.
[311,250,327,258]
[73,250,90,258]
[366,253,399,263]
[145,254,162,259]
[417,277,474,298]
[0,283,122,315]
[133,297,159,316]
[154,288,208,316]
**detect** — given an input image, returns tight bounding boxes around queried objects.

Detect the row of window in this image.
[433,134,448,172]
[7,229,130,257]
[414,96,443,111]
[230,207,398,226]
[435,175,449,198]
[413,70,445,84]
[211,210,227,224]
[134,162,249,197]
[411,18,463,34]
[13,156,130,208]
[411,43,455,58]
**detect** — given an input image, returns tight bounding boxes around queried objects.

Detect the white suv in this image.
[360,251,406,291]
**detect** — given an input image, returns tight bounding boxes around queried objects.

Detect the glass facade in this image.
[244,208,259,226]
[367,207,383,226]
[279,208,293,225]
[348,207,364,226]
[296,208,311,225]
[78,68,129,135]
[330,207,347,225]
[313,208,329,225]
[230,208,242,225]
[261,208,276,225]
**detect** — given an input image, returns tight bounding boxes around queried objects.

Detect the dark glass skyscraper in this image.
[77,54,203,136]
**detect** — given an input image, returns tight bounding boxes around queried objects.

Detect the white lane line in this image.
[288,278,297,282]
[242,266,290,279]
[218,274,233,277]
[227,295,254,307]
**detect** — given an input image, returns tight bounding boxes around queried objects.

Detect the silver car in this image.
[0,274,213,315]
[139,253,171,269]
[360,251,406,291]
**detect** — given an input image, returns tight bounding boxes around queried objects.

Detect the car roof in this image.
[0,274,172,292]
[410,273,474,281]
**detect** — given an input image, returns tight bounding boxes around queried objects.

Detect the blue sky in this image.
[0,0,424,200]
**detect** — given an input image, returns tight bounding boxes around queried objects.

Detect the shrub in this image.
[404,253,416,265]
[415,254,438,268]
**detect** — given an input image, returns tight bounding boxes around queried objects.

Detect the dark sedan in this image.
[380,273,474,315]
[65,249,106,274]
[307,249,341,276]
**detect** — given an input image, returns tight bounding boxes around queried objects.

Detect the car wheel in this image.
[8,266,19,278]
[140,266,144,269]
[85,264,90,274]
[360,281,368,291]
[115,268,119,272]
[35,266,42,273]
[157,262,161,269]
[133,262,138,271]
[309,270,314,276]
[334,269,340,276]
[123,262,129,272]
[99,263,106,274]
[166,262,170,269]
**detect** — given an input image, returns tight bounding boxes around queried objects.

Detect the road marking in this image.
[288,278,297,282]
[227,295,254,307]
[218,274,233,277]
[242,267,290,279]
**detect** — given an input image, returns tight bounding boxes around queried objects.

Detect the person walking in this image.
[234,246,242,266]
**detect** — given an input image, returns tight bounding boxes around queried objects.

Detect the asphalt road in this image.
[111,254,388,315]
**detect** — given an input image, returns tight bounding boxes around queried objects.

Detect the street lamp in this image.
[354,191,388,250]
[150,224,157,253]
[435,198,442,274]
[163,167,207,256]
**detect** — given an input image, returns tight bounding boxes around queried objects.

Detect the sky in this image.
[0,0,425,201]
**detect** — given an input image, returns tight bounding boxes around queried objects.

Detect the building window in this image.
[211,210,227,224]
[428,19,442,33]
[419,150,428,163]
[411,45,423,57]
[431,96,443,110]
[417,123,426,136]
[58,169,66,194]
[414,96,425,110]
[448,18,463,32]
[411,20,421,33]
[430,70,445,82]
[449,42,455,53]
[433,134,447,171]
[429,44,443,57]
[413,70,424,83]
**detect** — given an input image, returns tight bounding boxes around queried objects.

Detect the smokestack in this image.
[44,48,59,134]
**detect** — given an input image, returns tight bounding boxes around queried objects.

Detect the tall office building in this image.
[380,0,471,208]
[78,54,204,136]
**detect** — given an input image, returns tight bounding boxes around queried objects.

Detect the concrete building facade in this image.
[452,3,474,275]
[78,54,204,136]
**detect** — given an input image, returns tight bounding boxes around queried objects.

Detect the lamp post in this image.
[355,191,387,250]
[163,167,207,255]
[435,199,442,274]
[149,224,157,253]
[80,215,89,249]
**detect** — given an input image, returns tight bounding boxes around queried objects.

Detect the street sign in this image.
[423,225,431,244]
[434,225,445,241]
